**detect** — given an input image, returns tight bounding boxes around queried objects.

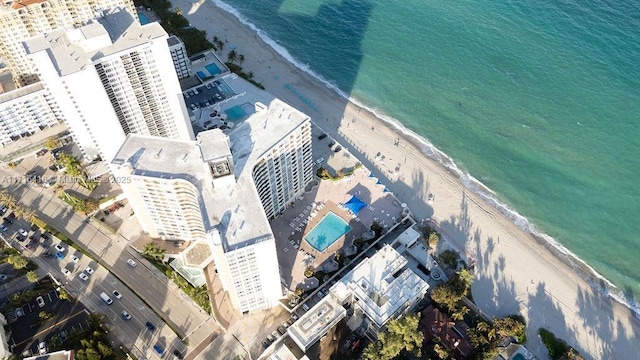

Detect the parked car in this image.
[0,225,7,232]
[70,255,79,263]
[153,344,164,355]
[18,228,28,237]
[54,244,65,252]
[42,252,54,258]
[334,145,342,153]
[318,133,328,140]
[55,252,65,260]
[16,235,26,242]
[36,296,45,308]
[173,349,184,359]
[79,273,89,281]
[121,310,131,320]
[38,341,47,355]
[112,290,122,299]
[62,268,71,277]
[127,259,137,267]
[277,326,287,335]
[145,321,156,332]
[328,140,336,147]
[84,266,94,274]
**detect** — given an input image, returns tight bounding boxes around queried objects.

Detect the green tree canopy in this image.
[143,242,165,261]
[7,254,28,269]
[362,313,423,360]
[26,270,39,283]
[44,137,61,150]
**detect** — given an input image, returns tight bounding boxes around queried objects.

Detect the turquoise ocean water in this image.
[213,0,640,304]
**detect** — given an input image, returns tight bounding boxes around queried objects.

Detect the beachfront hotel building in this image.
[0,81,61,146]
[0,0,136,86]
[111,98,314,313]
[23,7,193,161]
[167,35,191,79]
[288,244,429,351]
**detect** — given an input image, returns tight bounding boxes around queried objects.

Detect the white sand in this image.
[173,1,640,358]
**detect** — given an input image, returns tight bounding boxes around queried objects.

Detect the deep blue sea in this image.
[214,0,640,301]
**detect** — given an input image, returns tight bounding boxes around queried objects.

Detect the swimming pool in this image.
[205,63,221,76]
[138,13,150,25]
[196,71,207,79]
[305,212,351,252]
[225,105,247,121]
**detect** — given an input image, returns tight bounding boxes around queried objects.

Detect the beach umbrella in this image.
[369,172,376,178]
[376,179,383,185]
[383,188,390,193]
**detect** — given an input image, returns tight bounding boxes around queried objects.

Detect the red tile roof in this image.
[420,305,474,357]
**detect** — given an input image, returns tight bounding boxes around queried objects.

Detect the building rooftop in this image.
[167,34,182,47]
[330,244,429,328]
[23,7,167,76]
[112,96,310,251]
[24,350,75,360]
[0,81,45,103]
[287,295,347,352]
[7,0,46,10]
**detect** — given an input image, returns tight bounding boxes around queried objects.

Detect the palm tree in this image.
[7,254,28,269]
[26,270,39,283]
[237,54,245,65]
[452,306,470,321]
[227,49,238,63]
[20,207,36,224]
[175,7,182,16]
[216,39,224,52]
[142,242,165,261]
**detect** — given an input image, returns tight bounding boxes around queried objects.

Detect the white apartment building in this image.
[0,82,61,146]
[24,7,194,161]
[111,98,314,314]
[288,244,429,351]
[0,0,136,86]
[167,35,191,79]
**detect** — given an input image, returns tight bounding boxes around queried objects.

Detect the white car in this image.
[62,268,71,277]
[36,296,45,308]
[70,255,79,263]
[38,342,47,355]
[84,266,94,274]
[121,310,131,320]
[78,273,89,281]
[54,244,65,252]
[127,259,137,267]
[18,228,28,237]
[112,290,122,299]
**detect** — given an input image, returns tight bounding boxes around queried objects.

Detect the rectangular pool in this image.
[138,13,150,25]
[224,105,247,121]
[305,212,351,252]
[205,63,221,76]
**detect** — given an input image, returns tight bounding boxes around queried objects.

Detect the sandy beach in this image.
[174,0,640,358]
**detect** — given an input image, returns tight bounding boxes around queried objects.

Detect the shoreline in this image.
[174,0,640,358]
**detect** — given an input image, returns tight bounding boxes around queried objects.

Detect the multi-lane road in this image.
[0,166,219,358]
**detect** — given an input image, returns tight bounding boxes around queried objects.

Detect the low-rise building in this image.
[0,82,61,147]
[288,244,429,352]
[419,305,473,358]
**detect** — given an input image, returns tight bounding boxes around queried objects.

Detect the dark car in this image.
[30,224,39,232]
[173,350,184,359]
[16,235,26,242]
[334,145,342,153]
[328,141,336,147]
[318,133,328,140]
[42,252,54,258]
[145,321,156,332]
[41,232,50,241]
[277,325,287,335]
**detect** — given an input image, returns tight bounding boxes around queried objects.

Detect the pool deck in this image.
[271,166,406,291]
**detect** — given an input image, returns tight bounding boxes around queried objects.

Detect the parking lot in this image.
[183,78,236,114]
[7,282,89,356]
